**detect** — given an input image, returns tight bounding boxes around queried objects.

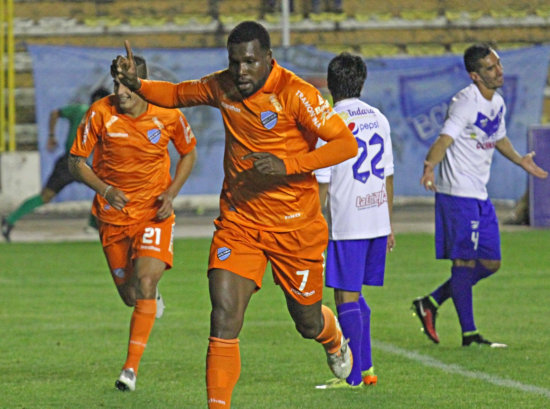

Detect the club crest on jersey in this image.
[147,128,161,144]
[217,247,231,261]
[261,110,278,130]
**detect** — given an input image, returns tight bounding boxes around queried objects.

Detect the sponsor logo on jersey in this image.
[295,90,335,128]
[291,288,316,298]
[476,140,497,150]
[269,94,283,112]
[221,101,241,112]
[346,106,375,117]
[147,128,161,144]
[284,212,302,220]
[261,110,278,130]
[471,220,479,230]
[348,122,359,135]
[217,247,231,261]
[356,185,387,209]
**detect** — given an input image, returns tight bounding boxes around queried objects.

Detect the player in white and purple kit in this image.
[413,43,548,347]
[315,52,394,389]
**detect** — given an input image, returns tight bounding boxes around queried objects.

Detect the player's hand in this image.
[520,151,548,179]
[387,230,395,253]
[156,193,174,220]
[104,186,129,211]
[243,152,287,176]
[420,160,437,191]
[111,40,141,91]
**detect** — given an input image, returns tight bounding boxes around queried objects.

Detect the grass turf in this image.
[1,230,549,408]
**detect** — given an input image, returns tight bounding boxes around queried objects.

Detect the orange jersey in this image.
[138,60,356,231]
[70,96,196,225]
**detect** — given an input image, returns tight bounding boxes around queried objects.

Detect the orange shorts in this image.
[208,214,328,305]
[99,214,176,286]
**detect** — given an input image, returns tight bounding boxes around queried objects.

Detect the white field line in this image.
[373,340,550,399]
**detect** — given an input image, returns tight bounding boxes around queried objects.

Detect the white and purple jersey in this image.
[437,83,507,200]
[315,98,394,240]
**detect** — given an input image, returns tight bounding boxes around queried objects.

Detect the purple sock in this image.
[357,294,372,371]
[431,278,451,306]
[471,260,496,286]
[337,301,363,385]
[450,266,476,333]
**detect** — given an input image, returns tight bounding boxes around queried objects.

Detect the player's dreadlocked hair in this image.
[327,52,367,102]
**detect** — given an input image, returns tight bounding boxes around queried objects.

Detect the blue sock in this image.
[357,294,372,372]
[471,260,496,286]
[337,301,362,386]
[431,278,451,306]
[450,266,476,333]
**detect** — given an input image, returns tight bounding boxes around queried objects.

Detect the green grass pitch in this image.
[1,230,549,408]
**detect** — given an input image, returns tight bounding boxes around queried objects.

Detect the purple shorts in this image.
[435,193,501,261]
[325,237,387,291]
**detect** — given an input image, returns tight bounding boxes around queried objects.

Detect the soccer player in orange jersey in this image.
[112,21,357,408]
[68,55,197,392]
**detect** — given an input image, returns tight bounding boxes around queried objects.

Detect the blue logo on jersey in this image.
[474,106,503,137]
[261,111,278,130]
[348,122,359,135]
[217,247,231,261]
[147,128,161,144]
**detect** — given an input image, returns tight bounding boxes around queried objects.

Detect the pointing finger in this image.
[124,40,133,61]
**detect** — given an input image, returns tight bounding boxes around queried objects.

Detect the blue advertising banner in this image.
[28,44,550,202]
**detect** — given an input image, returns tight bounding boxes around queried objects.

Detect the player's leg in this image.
[270,216,351,380]
[206,218,267,408]
[207,268,257,409]
[114,216,175,391]
[321,238,385,387]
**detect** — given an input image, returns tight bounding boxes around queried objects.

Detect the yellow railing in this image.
[1,0,16,152]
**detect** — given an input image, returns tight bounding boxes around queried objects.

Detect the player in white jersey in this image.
[315,52,394,389]
[412,43,547,348]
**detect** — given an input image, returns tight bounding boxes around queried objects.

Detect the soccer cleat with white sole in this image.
[115,368,136,391]
[462,333,507,348]
[155,288,165,319]
[326,335,353,379]
[315,378,363,390]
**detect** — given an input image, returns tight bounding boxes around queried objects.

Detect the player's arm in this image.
[47,109,60,151]
[318,183,329,210]
[386,174,395,252]
[68,154,129,211]
[156,147,197,220]
[495,137,548,179]
[284,119,357,174]
[421,134,454,191]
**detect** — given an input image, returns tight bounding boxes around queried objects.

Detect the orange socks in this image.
[206,337,240,409]
[123,298,156,374]
[315,305,343,354]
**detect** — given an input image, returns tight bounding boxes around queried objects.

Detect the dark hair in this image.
[227,21,271,51]
[134,55,148,79]
[90,87,110,103]
[464,43,493,73]
[327,52,367,101]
